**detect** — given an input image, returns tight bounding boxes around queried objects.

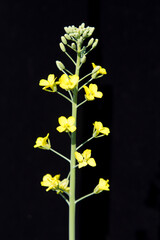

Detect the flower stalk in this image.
[34,23,110,240]
[69,41,81,240]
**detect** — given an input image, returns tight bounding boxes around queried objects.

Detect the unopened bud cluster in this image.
[58,23,99,68]
[64,23,95,41]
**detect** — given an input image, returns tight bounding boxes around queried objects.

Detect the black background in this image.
[1,1,160,240]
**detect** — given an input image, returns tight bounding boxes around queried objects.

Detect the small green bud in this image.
[71,43,76,51]
[80,23,85,29]
[64,34,71,40]
[88,27,95,37]
[92,39,99,49]
[59,42,66,52]
[56,61,65,71]
[87,38,94,47]
[64,27,69,33]
[81,55,86,64]
[83,30,89,38]
[78,36,83,45]
[61,36,67,45]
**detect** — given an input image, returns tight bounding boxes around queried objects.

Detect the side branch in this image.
[50,148,70,163]
[76,136,94,150]
[75,192,95,204]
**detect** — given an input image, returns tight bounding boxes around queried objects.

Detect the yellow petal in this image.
[68,126,76,132]
[70,75,79,84]
[82,149,91,160]
[58,116,67,127]
[89,84,98,93]
[83,85,90,94]
[88,158,96,167]
[39,79,49,86]
[95,91,103,98]
[93,121,103,130]
[99,67,107,75]
[68,116,75,126]
[92,63,96,69]
[79,162,88,168]
[75,151,83,163]
[56,126,66,133]
[85,94,95,101]
[48,74,55,83]
[100,127,110,135]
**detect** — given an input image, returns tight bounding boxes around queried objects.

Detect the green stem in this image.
[79,72,93,83]
[65,52,76,65]
[69,42,81,240]
[76,136,94,150]
[59,193,70,206]
[78,78,93,91]
[50,148,70,163]
[75,192,95,204]
[57,91,73,103]
[77,99,87,108]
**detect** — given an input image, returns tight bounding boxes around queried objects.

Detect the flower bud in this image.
[81,55,86,64]
[92,39,99,49]
[80,23,85,28]
[56,61,65,71]
[87,38,94,47]
[78,36,83,45]
[59,42,66,52]
[64,34,71,40]
[83,30,89,38]
[71,43,76,51]
[61,36,67,45]
[88,27,95,37]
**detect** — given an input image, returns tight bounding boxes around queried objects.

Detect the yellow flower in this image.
[83,84,103,101]
[41,174,60,192]
[75,149,96,168]
[57,178,70,194]
[34,133,51,149]
[41,174,70,193]
[92,63,107,75]
[94,178,110,194]
[39,74,57,92]
[56,116,76,133]
[93,121,110,137]
[57,74,79,90]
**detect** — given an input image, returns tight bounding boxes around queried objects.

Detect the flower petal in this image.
[100,127,110,135]
[82,149,91,160]
[58,116,67,127]
[88,158,96,167]
[93,121,103,130]
[89,84,98,93]
[75,151,83,163]
[56,126,66,133]
[68,126,76,132]
[95,91,103,98]
[79,162,88,168]
[39,80,49,86]
[48,74,55,83]
[68,116,75,126]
